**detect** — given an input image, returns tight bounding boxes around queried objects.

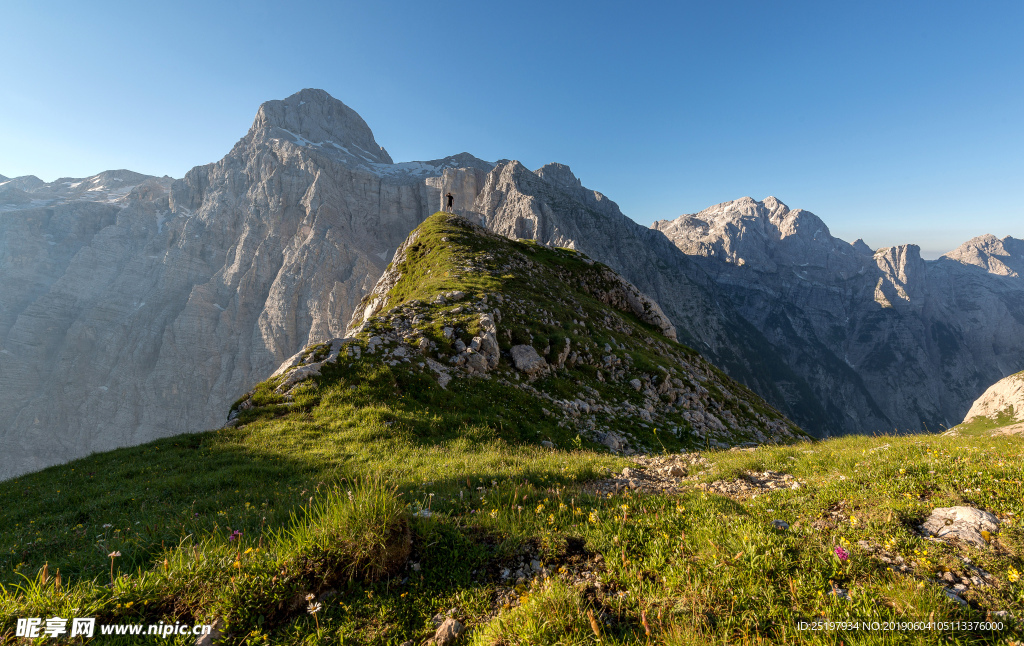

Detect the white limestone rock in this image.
[922,506,1000,548]
[963,370,1024,424]
[510,344,547,375]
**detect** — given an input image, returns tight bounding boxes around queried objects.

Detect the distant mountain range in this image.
[2,88,1021,478]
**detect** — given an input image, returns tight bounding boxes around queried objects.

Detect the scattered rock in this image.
[828,584,850,600]
[943,589,968,606]
[772,519,789,531]
[540,440,554,448]
[274,363,322,393]
[922,506,1000,548]
[195,619,223,646]
[464,351,489,373]
[595,430,629,453]
[433,618,464,645]
[589,453,713,494]
[510,344,547,375]
[699,471,802,499]
[425,358,451,389]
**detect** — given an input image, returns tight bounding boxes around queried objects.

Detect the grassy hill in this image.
[1,214,1021,644]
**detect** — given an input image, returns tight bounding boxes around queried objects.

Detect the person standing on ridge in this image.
[445,192,454,212]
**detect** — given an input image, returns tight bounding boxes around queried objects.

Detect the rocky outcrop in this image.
[963,370,1024,424]
[439,164,845,434]
[922,507,1001,548]
[587,268,677,341]
[346,230,423,335]
[233,212,804,454]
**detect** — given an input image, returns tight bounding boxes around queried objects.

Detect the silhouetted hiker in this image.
[445,192,454,212]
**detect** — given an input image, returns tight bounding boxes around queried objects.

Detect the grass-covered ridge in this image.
[1,213,1021,644]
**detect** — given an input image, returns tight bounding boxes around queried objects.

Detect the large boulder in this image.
[433,618,464,645]
[475,313,500,369]
[963,370,1024,425]
[922,506,1000,548]
[510,344,547,375]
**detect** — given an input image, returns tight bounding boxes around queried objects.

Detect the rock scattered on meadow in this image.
[698,470,803,499]
[432,617,464,645]
[510,344,547,376]
[922,506,1000,548]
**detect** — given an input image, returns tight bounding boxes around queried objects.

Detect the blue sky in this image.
[2,1,1021,257]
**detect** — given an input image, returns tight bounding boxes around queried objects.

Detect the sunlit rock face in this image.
[652,198,1024,435]
[0,89,492,479]
[963,370,1024,424]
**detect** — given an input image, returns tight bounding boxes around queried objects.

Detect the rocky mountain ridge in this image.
[650,197,1024,434]
[2,88,1020,478]
[230,212,803,454]
[432,161,843,435]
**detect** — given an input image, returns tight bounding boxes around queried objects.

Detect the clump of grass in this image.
[280,477,410,584]
[471,577,599,645]
[1,478,408,639]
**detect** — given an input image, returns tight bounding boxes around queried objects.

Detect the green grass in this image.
[1,214,1021,644]
[3,420,1021,644]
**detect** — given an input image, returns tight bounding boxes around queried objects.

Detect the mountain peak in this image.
[761,196,790,218]
[943,233,1024,277]
[250,88,393,164]
[534,163,582,190]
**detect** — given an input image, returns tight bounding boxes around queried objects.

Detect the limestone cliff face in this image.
[653,198,1024,434]
[964,371,1024,424]
[0,89,492,479]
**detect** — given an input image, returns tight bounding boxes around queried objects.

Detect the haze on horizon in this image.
[1,0,1021,259]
